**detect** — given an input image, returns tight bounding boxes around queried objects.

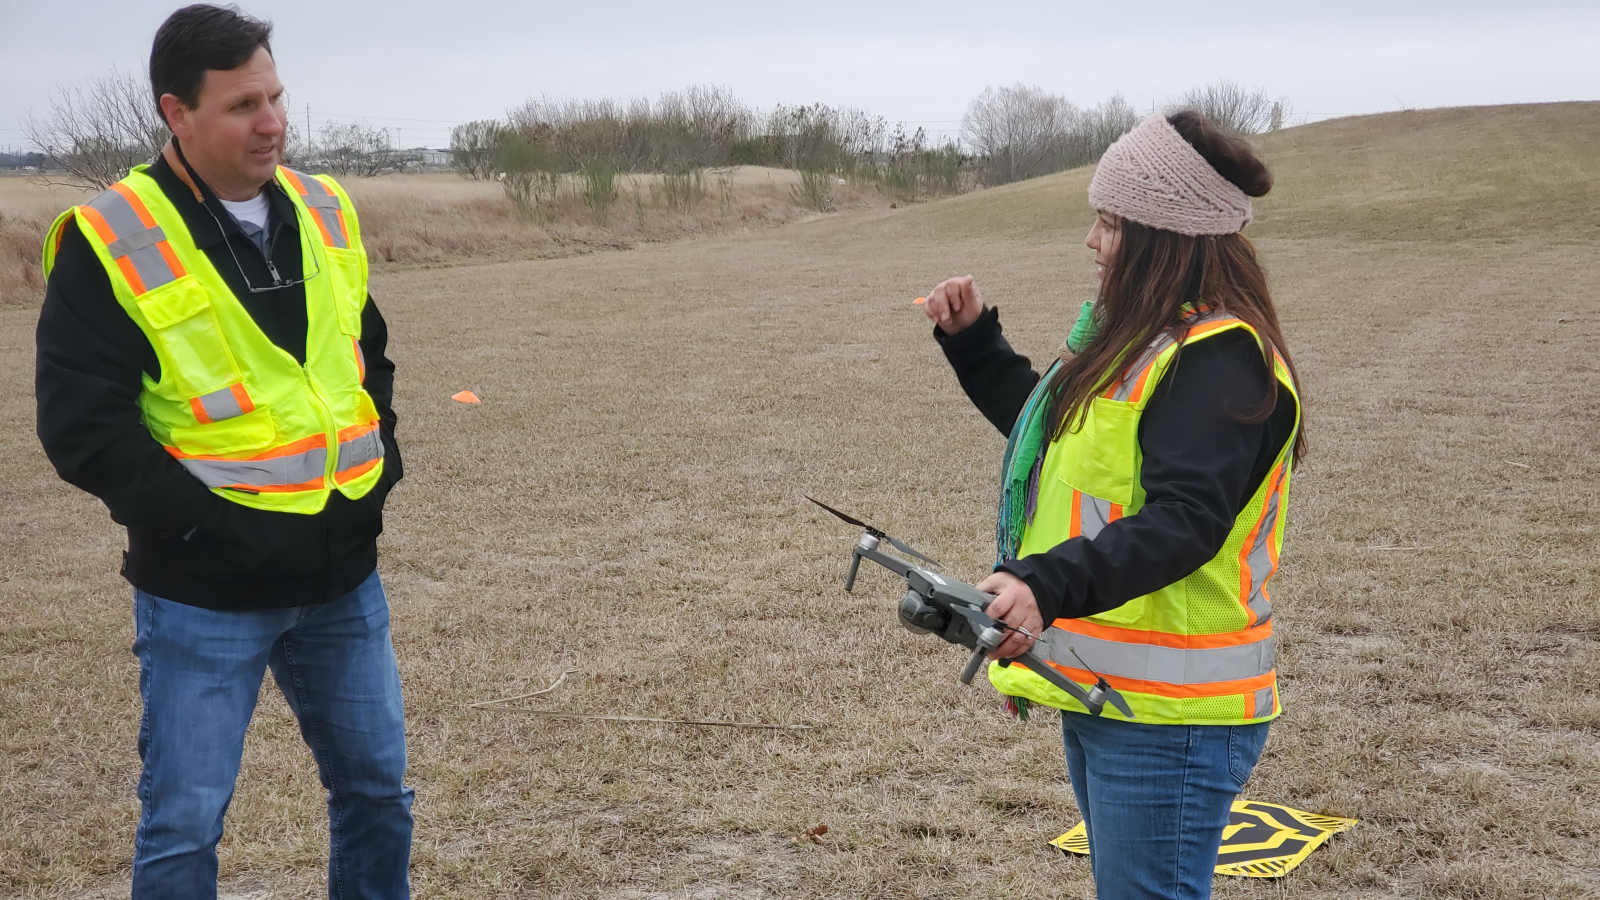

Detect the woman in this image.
[921,111,1304,900]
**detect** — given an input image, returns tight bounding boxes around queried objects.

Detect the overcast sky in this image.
[2,0,1596,150]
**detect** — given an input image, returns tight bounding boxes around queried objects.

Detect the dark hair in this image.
[150,4,273,125]
[1044,109,1305,463]
[1166,110,1273,198]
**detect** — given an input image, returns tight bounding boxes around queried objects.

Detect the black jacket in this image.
[937,306,1296,625]
[35,152,402,610]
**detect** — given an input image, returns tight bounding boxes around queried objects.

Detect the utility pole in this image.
[305,104,312,144]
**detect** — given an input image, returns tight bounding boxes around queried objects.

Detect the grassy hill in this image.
[841,101,1600,247]
[1252,102,1600,242]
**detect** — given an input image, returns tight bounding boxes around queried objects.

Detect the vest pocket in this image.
[167,405,277,456]
[135,276,242,398]
[323,246,366,336]
[135,273,209,328]
[1055,397,1140,507]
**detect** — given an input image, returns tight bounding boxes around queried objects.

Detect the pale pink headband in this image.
[1087,115,1252,236]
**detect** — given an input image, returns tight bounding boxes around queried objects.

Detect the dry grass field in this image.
[0,179,82,306]
[3,102,1599,899]
[342,167,878,268]
[0,166,870,307]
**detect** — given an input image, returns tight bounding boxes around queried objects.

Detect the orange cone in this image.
[452,390,481,404]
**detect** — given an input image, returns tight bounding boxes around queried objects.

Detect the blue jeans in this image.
[1062,712,1268,900]
[131,570,413,899]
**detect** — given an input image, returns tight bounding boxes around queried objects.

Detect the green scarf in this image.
[995,359,1059,565]
[995,299,1100,564]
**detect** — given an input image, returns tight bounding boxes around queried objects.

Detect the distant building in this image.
[0,150,47,170]
[413,148,451,168]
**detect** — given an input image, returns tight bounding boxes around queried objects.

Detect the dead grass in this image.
[0,177,82,307]
[0,167,883,306]
[3,104,1599,899]
[344,168,879,269]
[1249,101,1600,243]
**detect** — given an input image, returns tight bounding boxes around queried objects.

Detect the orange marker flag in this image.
[913,296,927,305]
[452,390,481,404]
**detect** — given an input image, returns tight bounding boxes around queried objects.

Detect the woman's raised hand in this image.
[922,275,985,335]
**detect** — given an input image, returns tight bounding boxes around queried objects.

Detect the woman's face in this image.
[1085,210,1122,281]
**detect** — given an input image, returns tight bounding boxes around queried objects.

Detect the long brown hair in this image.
[1044,111,1306,464]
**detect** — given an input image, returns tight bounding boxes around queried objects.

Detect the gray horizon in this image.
[2,0,1596,151]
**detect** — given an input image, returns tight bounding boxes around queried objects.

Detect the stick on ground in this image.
[476,708,815,731]
[468,669,578,708]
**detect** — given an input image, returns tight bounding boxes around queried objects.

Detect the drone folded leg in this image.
[960,647,989,684]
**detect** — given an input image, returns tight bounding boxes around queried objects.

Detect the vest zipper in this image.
[235,209,285,285]
[301,366,340,485]
[264,219,284,284]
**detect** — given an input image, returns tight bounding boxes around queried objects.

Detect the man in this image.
[35,6,412,897]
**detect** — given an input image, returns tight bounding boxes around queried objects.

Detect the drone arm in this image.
[856,545,915,579]
[1006,649,1107,716]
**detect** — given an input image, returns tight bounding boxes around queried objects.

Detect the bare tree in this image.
[304,122,406,177]
[508,85,758,172]
[962,84,1078,185]
[24,69,169,190]
[1173,81,1278,135]
[654,84,755,168]
[281,122,307,167]
[450,120,504,180]
[767,104,847,173]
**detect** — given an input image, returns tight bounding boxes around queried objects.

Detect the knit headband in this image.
[1087,115,1252,236]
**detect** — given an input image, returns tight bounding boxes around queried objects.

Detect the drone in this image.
[808,497,1132,718]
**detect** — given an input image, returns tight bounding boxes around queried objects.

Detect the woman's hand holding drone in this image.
[977,571,1043,659]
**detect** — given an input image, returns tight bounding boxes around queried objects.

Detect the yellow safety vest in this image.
[988,311,1300,725]
[42,165,384,515]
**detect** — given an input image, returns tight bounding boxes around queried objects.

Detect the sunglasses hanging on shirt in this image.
[173,140,322,294]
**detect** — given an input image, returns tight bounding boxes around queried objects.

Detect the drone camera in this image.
[898,591,949,635]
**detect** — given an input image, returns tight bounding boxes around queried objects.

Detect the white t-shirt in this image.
[219,192,270,231]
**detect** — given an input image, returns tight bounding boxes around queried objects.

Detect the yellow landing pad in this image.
[1050,800,1357,878]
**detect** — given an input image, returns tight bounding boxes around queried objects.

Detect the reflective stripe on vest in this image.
[1072,490,1124,540]
[335,421,384,484]
[1037,619,1276,695]
[169,420,383,491]
[168,435,329,492]
[78,183,186,294]
[280,169,350,249]
[1103,311,1236,402]
[1251,685,1276,719]
[1239,463,1287,626]
[189,383,256,424]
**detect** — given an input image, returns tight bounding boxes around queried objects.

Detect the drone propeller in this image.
[805,496,943,569]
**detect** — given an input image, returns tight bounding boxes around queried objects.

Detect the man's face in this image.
[161,47,287,198]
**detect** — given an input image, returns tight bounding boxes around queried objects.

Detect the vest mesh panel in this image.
[1187,579,1248,632]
